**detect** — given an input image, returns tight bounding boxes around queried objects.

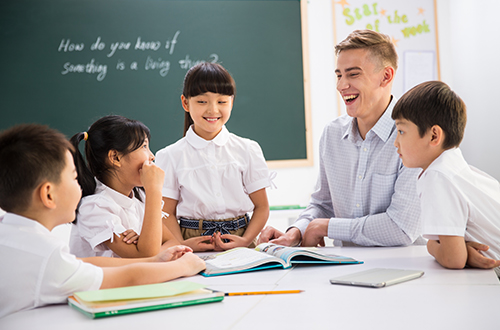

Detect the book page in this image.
[256,243,314,261]
[255,243,359,263]
[203,247,284,274]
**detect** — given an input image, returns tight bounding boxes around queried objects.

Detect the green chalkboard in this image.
[0,0,311,165]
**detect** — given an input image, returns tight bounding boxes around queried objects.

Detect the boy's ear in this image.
[181,95,190,112]
[429,125,444,147]
[108,150,121,168]
[380,66,395,87]
[38,182,56,210]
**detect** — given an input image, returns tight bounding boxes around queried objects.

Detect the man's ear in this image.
[181,95,189,112]
[429,125,445,147]
[108,150,121,168]
[38,182,56,210]
[380,66,395,87]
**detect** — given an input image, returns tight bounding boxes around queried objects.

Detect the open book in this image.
[68,281,223,318]
[200,243,362,277]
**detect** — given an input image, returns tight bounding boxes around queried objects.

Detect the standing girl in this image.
[155,62,271,252]
[70,115,178,258]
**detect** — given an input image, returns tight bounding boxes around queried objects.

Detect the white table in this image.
[1,246,498,330]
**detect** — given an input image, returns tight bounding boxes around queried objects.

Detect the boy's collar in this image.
[417,147,461,179]
[1,212,51,233]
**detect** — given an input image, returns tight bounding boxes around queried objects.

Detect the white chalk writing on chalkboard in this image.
[145,57,170,77]
[61,59,107,81]
[57,31,216,81]
[58,39,84,52]
[179,54,219,70]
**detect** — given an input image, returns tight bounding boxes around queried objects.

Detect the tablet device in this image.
[329,268,424,288]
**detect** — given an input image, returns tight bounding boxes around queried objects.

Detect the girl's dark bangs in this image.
[127,121,151,152]
[188,70,234,97]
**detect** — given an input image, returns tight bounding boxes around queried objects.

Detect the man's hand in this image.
[258,226,301,247]
[466,241,500,269]
[301,219,329,247]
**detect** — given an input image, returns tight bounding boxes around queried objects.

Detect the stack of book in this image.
[68,281,224,318]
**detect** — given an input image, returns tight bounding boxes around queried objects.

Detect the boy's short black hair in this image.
[392,81,467,149]
[0,124,73,213]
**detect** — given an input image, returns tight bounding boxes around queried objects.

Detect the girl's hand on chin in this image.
[140,160,165,193]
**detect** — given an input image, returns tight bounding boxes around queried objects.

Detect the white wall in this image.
[268,0,500,213]
[438,0,500,180]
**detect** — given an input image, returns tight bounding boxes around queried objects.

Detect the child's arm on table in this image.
[124,224,180,247]
[214,188,269,250]
[162,197,215,252]
[160,221,181,248]
[159,201,181,248]
[81,245,193,266]
[81,245,205,288]
[465,241,500,269]
[105,161,164,258]
[427,236,467,269]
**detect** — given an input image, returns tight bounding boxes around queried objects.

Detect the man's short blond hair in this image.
[335,29,398,71]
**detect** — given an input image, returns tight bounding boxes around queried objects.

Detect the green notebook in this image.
[68,281,224,318]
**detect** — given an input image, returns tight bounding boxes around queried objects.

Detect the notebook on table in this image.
[68,281,224,318]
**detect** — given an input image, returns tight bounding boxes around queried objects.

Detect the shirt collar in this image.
[424,147,464,174]
[342,118,362,145]
[185,125,230,149]
[1,212,50,233]
[95,179,137,208]
[342,96,396,144]
[370,97,396,143]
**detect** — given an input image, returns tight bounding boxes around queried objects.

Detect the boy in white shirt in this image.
[0,124,205,318]
[392,80,500,274]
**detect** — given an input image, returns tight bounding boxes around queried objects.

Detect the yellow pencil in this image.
[225,290,303,296]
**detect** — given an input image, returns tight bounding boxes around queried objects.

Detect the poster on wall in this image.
[332,0,440,113]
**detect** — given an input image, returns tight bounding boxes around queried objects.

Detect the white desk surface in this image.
[1,246,498,330]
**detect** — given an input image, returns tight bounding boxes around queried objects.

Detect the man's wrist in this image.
[285,227,302,246]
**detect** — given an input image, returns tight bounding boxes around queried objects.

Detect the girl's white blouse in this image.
[155,125,271,220]
[69,180,145,257]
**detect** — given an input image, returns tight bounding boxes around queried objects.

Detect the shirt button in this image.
[363,147,368,152]
[358,175,362,179]
[216,193,221,197]
[356,203,360,208]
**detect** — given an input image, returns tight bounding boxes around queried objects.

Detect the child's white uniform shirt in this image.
[418,148,500,275]
[70,180,145,258]
[155,125,271,220]
[0,213,103,318]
